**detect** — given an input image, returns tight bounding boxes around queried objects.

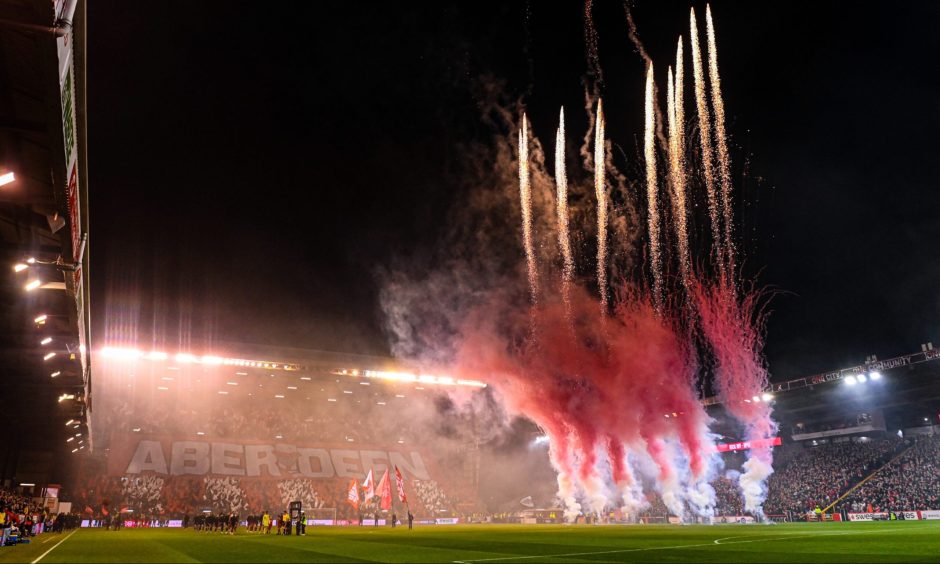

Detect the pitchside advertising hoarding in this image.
[846,512,931,521]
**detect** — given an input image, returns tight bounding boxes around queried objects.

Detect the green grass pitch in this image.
[1,522,938,563]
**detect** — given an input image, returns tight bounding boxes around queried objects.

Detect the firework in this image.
[690,7,724,282]
[555,108,575,312]
[645,65,662,311]
[707,4,736,288]
[594,100,608,312]
[518,114,538,304]
[669,38,692,294]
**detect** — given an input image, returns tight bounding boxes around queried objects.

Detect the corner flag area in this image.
[1,522,937,564]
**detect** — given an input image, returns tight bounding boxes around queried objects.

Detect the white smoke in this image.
[556,472,582,523]
[739,454,773,516]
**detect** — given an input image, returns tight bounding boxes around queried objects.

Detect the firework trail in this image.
[668,38,692,295]
[518,114,538,304]
[594,100,608,312]
[707,5,736,288]
[645,65,662,312]
[690,7,724,283]
[623,1,668,152]
[555,108,575,313]
[584,0,603,87]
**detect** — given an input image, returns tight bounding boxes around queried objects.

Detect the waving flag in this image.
[376,468,392,510]
[362,468,375,500]
[394,466,408,503]
[345,479,360,510]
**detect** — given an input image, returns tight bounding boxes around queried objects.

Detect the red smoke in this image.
[694,279,776,514]
[455,283,719,519]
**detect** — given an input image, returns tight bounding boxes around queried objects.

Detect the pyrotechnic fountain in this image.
[454,5,775,523]
[517,114,538,306]
[554,108,575,315]
[593,100,608,313]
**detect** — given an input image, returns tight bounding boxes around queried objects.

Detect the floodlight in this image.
[869,371,882,381]
[857,374,867,383]
[845,375,857,385]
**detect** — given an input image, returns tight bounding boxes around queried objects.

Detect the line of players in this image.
[192,511,307,535]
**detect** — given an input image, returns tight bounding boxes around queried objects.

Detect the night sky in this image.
[87,2,940,382]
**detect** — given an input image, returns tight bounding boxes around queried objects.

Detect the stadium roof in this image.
[0,0,90,483]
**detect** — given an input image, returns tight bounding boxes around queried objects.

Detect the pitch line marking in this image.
[452,526,924,563]
[32,529,77,564]
[713,531,815,544]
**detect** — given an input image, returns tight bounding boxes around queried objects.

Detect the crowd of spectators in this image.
[839,435,940,512]
[0,489,42,517]
[70,468,461,522]
[1,487,81,546]
[413,480,456,514]
[761,438,902,515]
[712,476,743,515]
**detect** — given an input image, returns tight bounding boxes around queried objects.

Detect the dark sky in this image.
[87,2,940,382]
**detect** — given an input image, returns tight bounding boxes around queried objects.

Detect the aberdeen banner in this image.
[108,434,431,480]
[69,434,459,517]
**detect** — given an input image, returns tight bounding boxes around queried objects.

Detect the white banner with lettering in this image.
[108,435,431,480]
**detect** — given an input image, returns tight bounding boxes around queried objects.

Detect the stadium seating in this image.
[839,435,940,513]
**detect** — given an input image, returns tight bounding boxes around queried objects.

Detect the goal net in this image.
[306,508,338,524]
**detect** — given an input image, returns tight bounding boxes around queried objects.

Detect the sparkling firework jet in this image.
[645,65,662,312]
[518,114,538,304]
[555,107,575,311]
[690,7,724,283]
[594,100,608,312]
[669,38,692,293]
[707,4,736,288]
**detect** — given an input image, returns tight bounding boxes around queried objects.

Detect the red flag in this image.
[362,469,375,500]
[376,468,392,510]
[394,466,408,504]
[84,506,93,514]
[346,479,360,510]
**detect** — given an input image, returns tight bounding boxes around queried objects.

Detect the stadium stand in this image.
[1,487,82,547]
[839,435,940,513]
[58,347,940,524]
[760,438,904,516]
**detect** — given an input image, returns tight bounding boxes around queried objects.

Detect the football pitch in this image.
[1,522,937,563]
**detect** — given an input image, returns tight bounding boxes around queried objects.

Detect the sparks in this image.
[594,100,608,312]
